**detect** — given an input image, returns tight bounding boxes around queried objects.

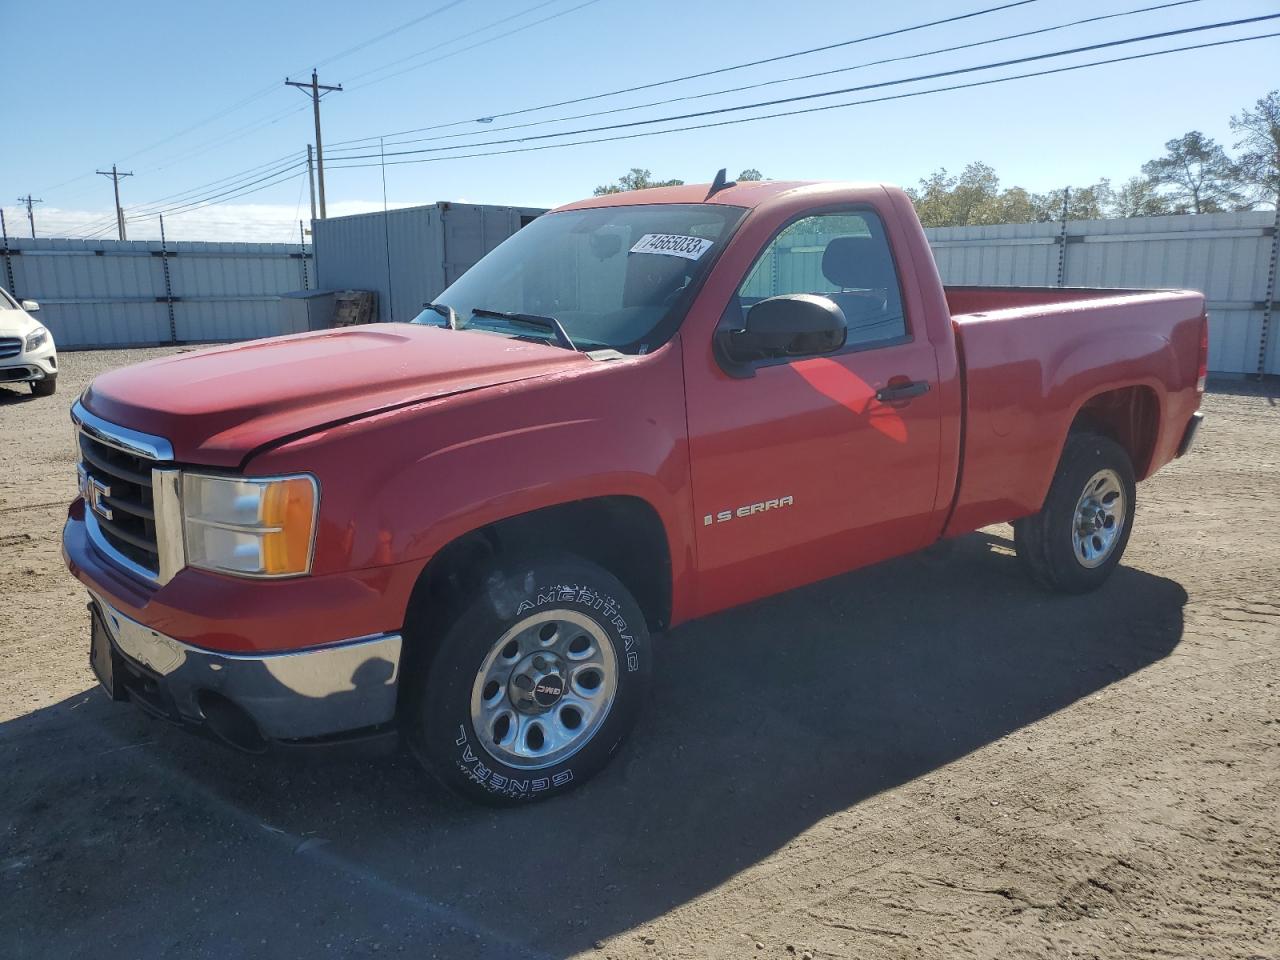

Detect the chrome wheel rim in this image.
[1072,468,1126,569]
[469,610,618,770]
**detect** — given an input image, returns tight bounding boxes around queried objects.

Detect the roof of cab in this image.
[552,179,894,213]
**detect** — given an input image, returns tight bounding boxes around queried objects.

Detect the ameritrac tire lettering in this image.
[516,582,641,672]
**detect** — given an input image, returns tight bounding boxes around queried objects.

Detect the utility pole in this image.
[16,195,42,238]
[306,144,317,222]
[96,165,134,241]
[286,71,341,219]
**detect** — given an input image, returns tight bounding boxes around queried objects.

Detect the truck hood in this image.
[82,323,591,467]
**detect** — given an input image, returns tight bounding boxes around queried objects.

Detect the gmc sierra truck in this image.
[63,176,1206,804]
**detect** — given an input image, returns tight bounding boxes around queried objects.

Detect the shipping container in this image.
[311,202,545,326]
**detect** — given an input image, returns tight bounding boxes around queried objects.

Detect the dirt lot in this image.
[1,347,1277,960]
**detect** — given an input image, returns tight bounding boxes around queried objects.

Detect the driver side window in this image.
[738,211,907,350]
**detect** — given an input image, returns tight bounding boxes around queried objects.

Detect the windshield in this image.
[411,203,745,354]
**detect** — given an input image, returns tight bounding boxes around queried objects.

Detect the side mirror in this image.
[21,299,39,313]
[717,294,846,369]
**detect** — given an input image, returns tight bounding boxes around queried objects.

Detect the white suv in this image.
[0,286,57,396]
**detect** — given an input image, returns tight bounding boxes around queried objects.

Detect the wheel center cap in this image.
[1078,502,1104,532]
[532,674,565,707]
[509,653,567,711]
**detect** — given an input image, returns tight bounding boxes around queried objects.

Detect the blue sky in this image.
[2,0,1276,242]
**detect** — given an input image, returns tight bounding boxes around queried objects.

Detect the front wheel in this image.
[1014,432,1136,593]
[407,555,651,805]
[30,375,57,397]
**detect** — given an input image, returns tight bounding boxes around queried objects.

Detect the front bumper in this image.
[63,500,423,656]
[91,589,402,744]
[0,344,56,383]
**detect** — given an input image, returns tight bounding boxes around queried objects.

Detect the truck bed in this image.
[943,285,1205,537]
[944,284,1154,316]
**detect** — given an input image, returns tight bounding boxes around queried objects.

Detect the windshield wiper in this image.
[470,308,578,352]
[421,301,459,329]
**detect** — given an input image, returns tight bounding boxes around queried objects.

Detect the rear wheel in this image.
[30,375,56,397]
[1014,432,1136,593]
[407,554,651,804]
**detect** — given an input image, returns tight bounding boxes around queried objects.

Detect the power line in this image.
[112,170,308,233]
[344,0,607,92]
[55,214,121,238]
[59,155,309,238]
[325,31,1280,172]
[329,14,1280,163]
[128,164,308,222]
[127,0,441,177]
[312,0,472,72]
[46,1,1252,237]
[48,2,593,227]
[290,174,308,242]
[124,150,305,214]
[42,0,1061,236]
[124,164,308,224]
[77,145,309,231]
[338,0,562,86]
[331,0,1208,155]
[37,0,604,228]
[115,85,285,165]
[330,0,1046,147]
[81,222,119,241]
[340,0,563,86]
[34,1,477,197]
[34,92,295,203]
[39,103,310,213]
[77,161,306,235]
[134,104,310,178]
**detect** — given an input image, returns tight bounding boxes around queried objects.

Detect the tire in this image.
[30,375,56,397]
[1013,432,1136,594]
[407,554,651,805]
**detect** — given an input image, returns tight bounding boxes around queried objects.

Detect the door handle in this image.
[875,380,931,403]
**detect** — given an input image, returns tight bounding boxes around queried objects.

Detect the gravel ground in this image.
[1,347,1277,960]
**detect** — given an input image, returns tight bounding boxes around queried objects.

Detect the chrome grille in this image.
[0,337,21,359]
[72,401,183,585]
[78,431,160,572]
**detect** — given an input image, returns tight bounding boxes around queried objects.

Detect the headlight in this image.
[181,473,318,577]
[25,327,48,352]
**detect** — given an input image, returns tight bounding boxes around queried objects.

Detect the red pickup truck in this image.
[64,177,1206,803]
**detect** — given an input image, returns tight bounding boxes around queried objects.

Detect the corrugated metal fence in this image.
[924,210,1280,376]
[0,237,312,348]
[5,206,1277,375]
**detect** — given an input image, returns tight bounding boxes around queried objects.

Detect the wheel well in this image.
[404,496,673,647]
[1070,386,1160,478]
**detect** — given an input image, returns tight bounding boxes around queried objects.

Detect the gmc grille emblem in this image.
[87,476,114,521]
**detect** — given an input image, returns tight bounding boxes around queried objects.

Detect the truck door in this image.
[684,208,943,615]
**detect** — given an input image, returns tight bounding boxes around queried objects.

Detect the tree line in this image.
[908,90,1280,227]
[593,168,763,195]
[590,90,1279,227]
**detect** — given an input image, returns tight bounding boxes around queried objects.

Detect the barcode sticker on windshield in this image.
[630,234,715,260]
